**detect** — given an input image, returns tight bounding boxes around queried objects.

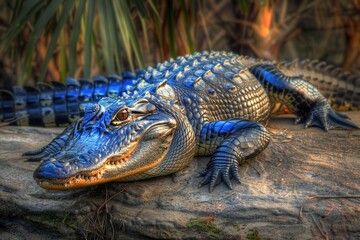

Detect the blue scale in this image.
[24,86,42,126]
[66,78,81,123]
[0,89,15,121]
[121,71,137,94]
[106,74,122,98]
[78,79,94,103]
[93,76,108,101]
[52,81,68,126]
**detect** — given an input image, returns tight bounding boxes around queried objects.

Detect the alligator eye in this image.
[111,108,131,126]
[116,109,129,121]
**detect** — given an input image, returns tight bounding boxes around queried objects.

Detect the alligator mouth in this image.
[34,151,135,190]
[34,124,174,190]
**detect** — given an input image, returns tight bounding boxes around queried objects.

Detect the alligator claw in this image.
[198,159,240,192]
[300,101,359,131]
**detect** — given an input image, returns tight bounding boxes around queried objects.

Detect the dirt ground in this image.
[0,113,359,239]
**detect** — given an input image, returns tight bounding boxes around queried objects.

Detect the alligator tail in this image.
[274,59,360,111]
[239,56,360,111]
[0,70,145,126]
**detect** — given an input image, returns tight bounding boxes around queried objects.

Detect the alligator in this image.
[1,51,359,192]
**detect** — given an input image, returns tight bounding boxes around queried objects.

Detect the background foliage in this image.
[0,0,359,87]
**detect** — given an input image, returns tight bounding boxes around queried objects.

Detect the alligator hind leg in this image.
[198,119,270,192]
[249,64,359,130]
[23,122,76,161]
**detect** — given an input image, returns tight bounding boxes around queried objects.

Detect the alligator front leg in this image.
[198,119,270,192]
[250,64,359,131]
[23,122,76,161]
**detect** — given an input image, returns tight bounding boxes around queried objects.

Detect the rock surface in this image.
[0,113,359,239]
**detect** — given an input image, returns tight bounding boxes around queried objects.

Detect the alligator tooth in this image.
[96,173,101,179]
[76,175,81,179]
[89,176,93,181]
[64,183,67,187]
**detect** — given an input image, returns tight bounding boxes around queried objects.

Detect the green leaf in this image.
[1,0,43,50]
[140,17,149,51]
[167,1,176,58]
[147,0,160,18]
[20,0,64,84]
[68,0,86,76]
[105,1,122,73]
[39,0,74,81]
[239,0,248,14]
[122,1,145,68]
[113,1,134,71]
[132,0,148,18]
[98,1,114,73]
[83,0,95,79]
[149,1,163,59]
[60,28,67,81]
[180,0,194,53]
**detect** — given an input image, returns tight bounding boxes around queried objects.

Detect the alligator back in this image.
[138,51,271,130]
[1,51,359,127]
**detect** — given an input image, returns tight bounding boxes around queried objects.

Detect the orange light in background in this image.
[256,4,273,38]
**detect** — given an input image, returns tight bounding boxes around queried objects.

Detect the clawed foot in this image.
[198,159,241,192]
[295,101,359,131]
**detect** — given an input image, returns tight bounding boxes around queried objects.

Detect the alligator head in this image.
[33,92,192,190]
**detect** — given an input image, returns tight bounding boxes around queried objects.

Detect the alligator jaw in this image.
[34,152,135,190]
[34,123,175,190]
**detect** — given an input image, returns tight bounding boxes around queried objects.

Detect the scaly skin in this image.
[1,51,359,192]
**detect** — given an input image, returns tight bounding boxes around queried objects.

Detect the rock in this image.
[0,113,359,239]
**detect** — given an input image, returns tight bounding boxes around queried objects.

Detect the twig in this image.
[311,214,329,240]
[299,195,360,223]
